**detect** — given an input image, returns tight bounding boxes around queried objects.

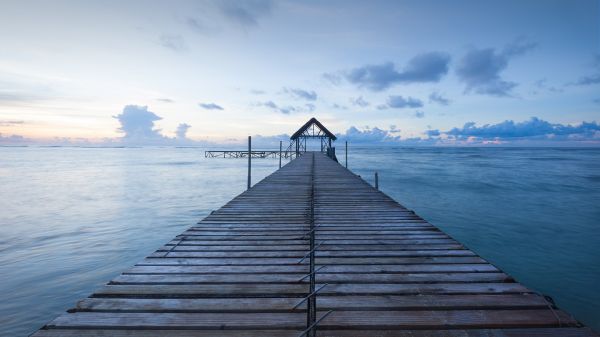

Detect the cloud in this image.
[338,52,451,91]
[575,74,600,85]
[439,117,600,141]
[250,89,265,95]
[571,54,600,86]
[284,88,317,101]
[199,102,224,110]
[259,100,293,114]
[456,38,537,96]
[336,126,401,143]
[0,120,25,126]
[426,129,441,137]
[159,34,187,51]
[414,111,425,118]
[378,95,423,109]
[112,105,198,145]
[175,123,191,139]
[332,103,348,110]
[429,92,451,105]
[250,133,290,147]
[219,0,273,28]
[0,133,28,145]
[322,72,342,85]
[258,100,314,114]
[157,98,174,103]
[186,17,213,34]
[350,96,370,107]
[113,105,164,141]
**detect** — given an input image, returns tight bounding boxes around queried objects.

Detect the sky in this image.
[0,0,599,146]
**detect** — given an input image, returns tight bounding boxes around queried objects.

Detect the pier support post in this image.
[345,141,348,168]
[248,136,251,189]
[375,172,379,190]
[279,140,282,169]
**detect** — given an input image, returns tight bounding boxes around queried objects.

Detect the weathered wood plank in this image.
[43,309,575,329]
[111,272,510,284]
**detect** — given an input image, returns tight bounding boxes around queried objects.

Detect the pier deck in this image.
[33,152,597,336]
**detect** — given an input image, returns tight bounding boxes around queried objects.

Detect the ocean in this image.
[0,146,599,335]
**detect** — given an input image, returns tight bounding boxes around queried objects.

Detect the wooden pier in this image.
[33,152,597,336]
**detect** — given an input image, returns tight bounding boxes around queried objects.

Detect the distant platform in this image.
[33,152,598,336]
[205,150,292,158]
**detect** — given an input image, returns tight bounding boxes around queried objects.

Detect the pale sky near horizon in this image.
[0,0,599,145]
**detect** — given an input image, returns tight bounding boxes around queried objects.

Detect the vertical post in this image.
[375,172,379,190]
[345,141,348,168]
[247,136,251,190]
[279,140,282,169]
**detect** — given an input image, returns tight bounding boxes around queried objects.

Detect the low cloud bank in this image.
[429,117,600,145]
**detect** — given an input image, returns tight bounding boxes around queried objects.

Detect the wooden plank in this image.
[137,256,486,265]
[43,310,575,329]
[92,282,527,297]
[125,263,500,274]
[74,293,548,312]
[111,272,510,284]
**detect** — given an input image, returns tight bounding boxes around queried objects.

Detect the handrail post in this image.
[279,140,282,169]
[247,136,251,190]
[375,171,379,190]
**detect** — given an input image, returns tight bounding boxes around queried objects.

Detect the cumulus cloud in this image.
[414,111,425,118]
[456,38,537,96]
[336,126,401,143]
[350,96,370,107]
[176,123,191,139]
[112,105,196,145]
[377,95,423,109]
[335,52,451,91]
[284,88,317,101]
[199,102,224,110]
[114,105,164,141]
[429,92,451,105]
[159,34,187,51]
[219,0,273,28]
[438,117,600,141]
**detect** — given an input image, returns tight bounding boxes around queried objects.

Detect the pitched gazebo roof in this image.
[290,117,337,141]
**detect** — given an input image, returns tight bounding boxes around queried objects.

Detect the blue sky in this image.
[0,0,599,145]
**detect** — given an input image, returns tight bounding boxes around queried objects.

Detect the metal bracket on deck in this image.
[293,283,329,309]
[297,241,325,264]
[297,310,334,337]
[300,224,322,239]
[298,265,326,282]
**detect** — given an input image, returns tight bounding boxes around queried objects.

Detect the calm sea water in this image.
[0,146,599,335]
